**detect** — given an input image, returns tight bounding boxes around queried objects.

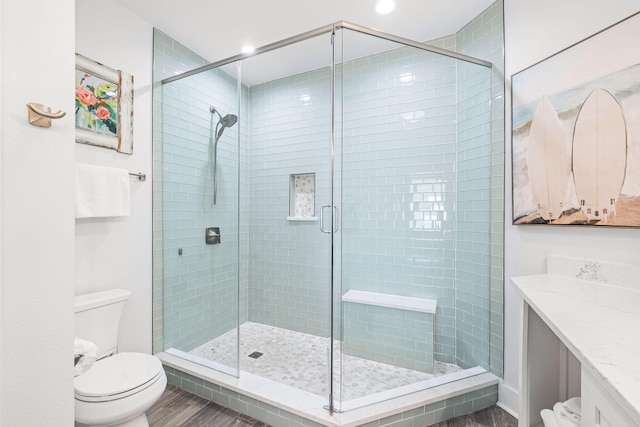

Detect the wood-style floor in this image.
[148,385,518,427]
[147,385,269,427]
[430,405,517,427]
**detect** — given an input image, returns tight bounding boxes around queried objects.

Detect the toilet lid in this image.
[75,352,162,399]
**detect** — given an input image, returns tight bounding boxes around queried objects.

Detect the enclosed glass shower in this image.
[154,20,501,415]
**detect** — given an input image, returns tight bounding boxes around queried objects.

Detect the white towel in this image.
[74,337,97,377]
[541,409,558,427]
[562,397,581,420]
[76,163,130,218]
[553,402,580,426]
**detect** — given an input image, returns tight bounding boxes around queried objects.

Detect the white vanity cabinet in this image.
[581,367,637,427]
[512,256,640,427]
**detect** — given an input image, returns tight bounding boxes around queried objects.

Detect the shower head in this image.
[210,106,238,139]
[220,113,238,128]
[210,107,237,126]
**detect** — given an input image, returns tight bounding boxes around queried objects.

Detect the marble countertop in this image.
[512,273,640,424]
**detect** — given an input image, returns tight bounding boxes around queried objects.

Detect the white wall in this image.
[75,0,154,354]
[0,0,76,425]
[502,0,640,415]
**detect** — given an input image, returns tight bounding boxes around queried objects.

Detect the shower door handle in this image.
[320,204,338,234]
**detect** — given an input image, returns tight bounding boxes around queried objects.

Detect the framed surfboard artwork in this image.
[511,11,640,226]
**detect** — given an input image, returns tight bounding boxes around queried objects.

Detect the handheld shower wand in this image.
[210,106,238,206]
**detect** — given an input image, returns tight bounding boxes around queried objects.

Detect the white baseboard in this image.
[498,380,519,419]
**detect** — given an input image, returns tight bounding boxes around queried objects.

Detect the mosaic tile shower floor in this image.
[190,321,462,401]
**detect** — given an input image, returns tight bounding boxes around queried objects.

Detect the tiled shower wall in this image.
[246,66,333,338]
[455,0,504,376]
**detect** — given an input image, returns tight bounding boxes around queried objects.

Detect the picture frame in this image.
[75,53,134,154]
[511,11,640,227]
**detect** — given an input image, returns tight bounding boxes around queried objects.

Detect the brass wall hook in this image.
[26,102,66,128]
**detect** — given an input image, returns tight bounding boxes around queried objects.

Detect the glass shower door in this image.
[160,62,242,377]
[238,31,337,403]
[333,26,493,411]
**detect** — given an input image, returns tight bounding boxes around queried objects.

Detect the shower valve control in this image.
[205,227,220,245]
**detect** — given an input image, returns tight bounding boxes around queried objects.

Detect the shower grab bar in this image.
[320,204,338,234]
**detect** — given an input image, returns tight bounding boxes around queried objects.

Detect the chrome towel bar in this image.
[128,172,146,182]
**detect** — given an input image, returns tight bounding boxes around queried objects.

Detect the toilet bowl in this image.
[74,289,167,426]
[75,353,167,427]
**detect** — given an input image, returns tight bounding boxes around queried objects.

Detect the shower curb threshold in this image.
[158,351,500,427]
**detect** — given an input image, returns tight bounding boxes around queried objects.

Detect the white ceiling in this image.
[114,0,495,85]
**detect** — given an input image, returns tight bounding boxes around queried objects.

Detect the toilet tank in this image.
[75,289,131,360]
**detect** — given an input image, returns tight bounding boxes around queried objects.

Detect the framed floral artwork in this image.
[75,53,134,154]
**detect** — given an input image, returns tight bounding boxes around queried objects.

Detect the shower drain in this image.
[248,351,263,359]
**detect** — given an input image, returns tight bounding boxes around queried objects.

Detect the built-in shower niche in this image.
[287,173,317,221]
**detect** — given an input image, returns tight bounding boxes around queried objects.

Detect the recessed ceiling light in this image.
[241,45,255,54]
[375,0,396,15]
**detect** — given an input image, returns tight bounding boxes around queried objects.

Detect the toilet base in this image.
[75,365,166,427]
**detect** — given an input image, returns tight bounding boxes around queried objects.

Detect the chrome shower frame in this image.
[162,21,491,86]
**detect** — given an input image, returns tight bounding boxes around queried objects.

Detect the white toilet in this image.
[74,289,167,427]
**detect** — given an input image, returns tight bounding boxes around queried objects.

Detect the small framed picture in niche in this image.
[288,173,316,220]
[75,53,134,154]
